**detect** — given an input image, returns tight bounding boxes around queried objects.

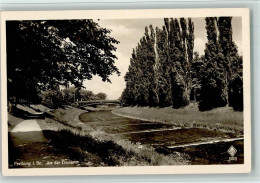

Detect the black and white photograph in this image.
[1,9,251,175]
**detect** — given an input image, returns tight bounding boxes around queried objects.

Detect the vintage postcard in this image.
[1,8,251,176]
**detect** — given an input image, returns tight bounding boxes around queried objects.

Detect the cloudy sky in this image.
[83,17,242,100]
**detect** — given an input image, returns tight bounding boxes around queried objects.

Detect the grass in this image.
[40,108,189,166]
[113,103,243,135]
[45,108,86,130]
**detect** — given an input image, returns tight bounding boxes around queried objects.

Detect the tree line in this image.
[121,17,243,111]
[41,87,107,109]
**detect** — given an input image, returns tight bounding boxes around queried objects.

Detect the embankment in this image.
[112,105,243,135]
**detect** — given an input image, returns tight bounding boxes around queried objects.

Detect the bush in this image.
[41,90,63,109]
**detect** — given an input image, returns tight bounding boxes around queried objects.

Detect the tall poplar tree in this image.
[170,18,187,108]
[168,18,194,108]
[144,26,158,106]
[121,26,157,106]
[217,17,233,103]
[121,49,138,106]
[199,17,227,111]
[217,17,243,111]
[154,25,173,107]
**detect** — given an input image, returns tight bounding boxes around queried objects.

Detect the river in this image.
[79,110,244,165]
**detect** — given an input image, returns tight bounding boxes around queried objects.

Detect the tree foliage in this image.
[122,25,157,106]
[190,51,203,102]
[41,87,108,108]
[122,17,243,111]
[199,17,243,111]
[199,17,227,111]
[121,18,195,108]
[96,92,107,100]
[7,20,119,103]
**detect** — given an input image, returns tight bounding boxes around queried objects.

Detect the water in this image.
[80,111,244,164]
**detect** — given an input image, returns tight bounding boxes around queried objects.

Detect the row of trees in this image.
[121,17,243,111]
[199,17,243,111]
[122,18,195,108]
[7,20,120,106]
[41,87,107,109]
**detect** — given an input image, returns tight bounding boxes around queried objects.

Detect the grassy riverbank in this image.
[113,104,243,135]
[39,108,189,166]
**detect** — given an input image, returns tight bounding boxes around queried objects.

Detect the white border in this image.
[0,8,251,176]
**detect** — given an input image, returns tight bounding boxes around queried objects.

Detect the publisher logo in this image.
[227,145,237,161]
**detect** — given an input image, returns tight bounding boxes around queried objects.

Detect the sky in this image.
[83,17,242,100]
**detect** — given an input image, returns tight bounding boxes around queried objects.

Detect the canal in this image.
[79,110,244,165]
